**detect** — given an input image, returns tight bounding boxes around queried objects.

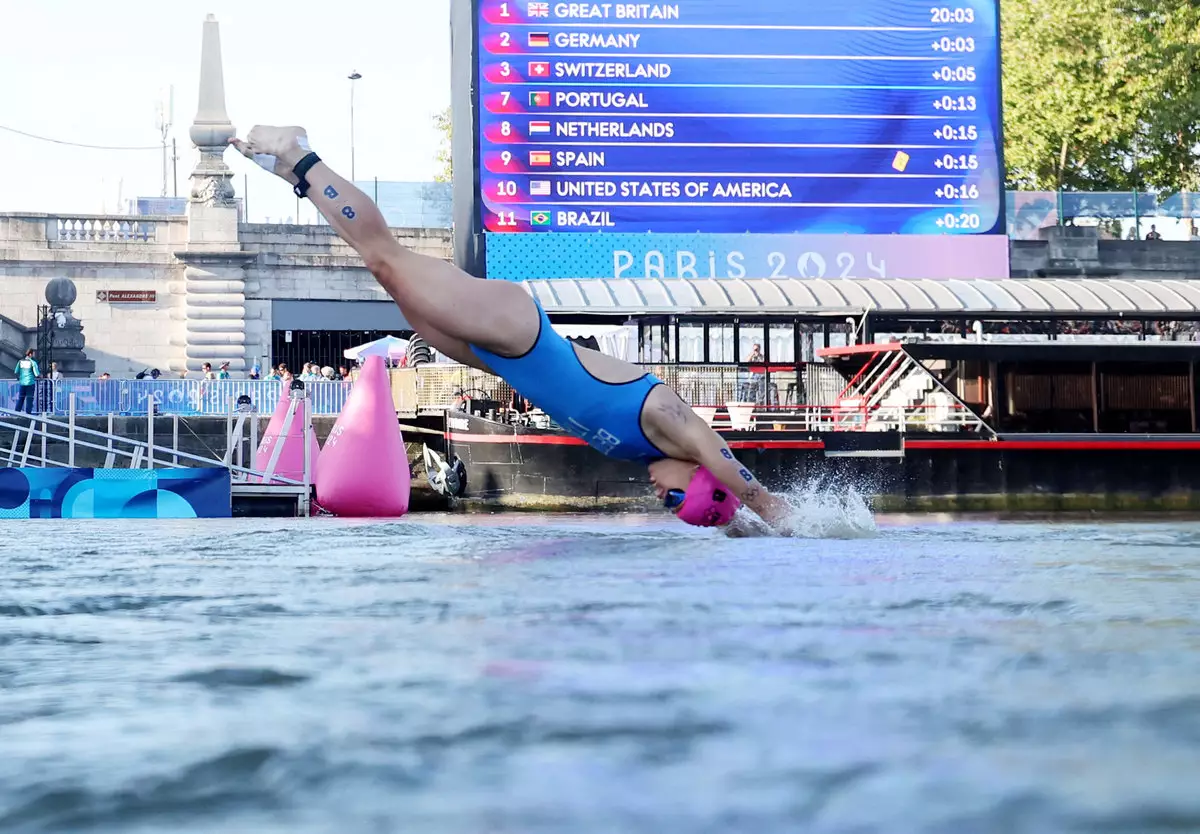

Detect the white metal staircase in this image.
[0,389,317,515]
[831,347,991,434]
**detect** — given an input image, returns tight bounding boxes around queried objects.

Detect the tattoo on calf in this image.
[323,185,339,199]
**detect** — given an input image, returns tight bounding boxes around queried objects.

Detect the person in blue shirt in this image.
[230,126,793,532]
[13,349,40,414]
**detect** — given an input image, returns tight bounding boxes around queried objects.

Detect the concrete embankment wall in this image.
[450,436,1200,514]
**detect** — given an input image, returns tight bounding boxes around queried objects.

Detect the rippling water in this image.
[3,509,1200,833]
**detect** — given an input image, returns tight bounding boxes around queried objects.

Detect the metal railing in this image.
[503,401,986,435]
[1,363,847,419]
[1007,189,1200,241]
[684,402,988,434]
[387,363,846,415]
[0,397,305,478]
[0,392,316,515]
[0,379,351,417]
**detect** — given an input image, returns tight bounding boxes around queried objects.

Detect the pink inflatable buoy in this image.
[315,354,411,517]
[254,383,320,484]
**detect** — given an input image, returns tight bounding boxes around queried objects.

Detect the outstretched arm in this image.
[644,391,790,527]
[685,427,791,528]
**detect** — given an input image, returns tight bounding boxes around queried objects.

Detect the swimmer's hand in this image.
[228,125,313,186]
[723,511,772,538]
[724,506,800,538]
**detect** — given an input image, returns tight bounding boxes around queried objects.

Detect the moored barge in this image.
[410,277,1200,512]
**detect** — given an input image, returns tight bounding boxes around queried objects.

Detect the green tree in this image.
[1124,0,1200,194]
[433,106,452,183]
[1001,0,1145,190]
[1001,0,1200,193]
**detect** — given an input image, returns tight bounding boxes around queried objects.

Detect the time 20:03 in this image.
[931,7,975,23]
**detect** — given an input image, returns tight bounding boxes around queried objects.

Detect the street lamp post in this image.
[348,70,362,182]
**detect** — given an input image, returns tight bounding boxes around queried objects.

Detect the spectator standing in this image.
[1145,224,1163,241]
[746,343,766,403]
[49,362,63,381]
[13,349,39,414]
[217,362,231,380]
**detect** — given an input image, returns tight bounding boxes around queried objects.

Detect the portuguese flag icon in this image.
[528,91,550,108]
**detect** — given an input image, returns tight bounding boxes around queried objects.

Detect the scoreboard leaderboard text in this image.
[465,0,1008,280]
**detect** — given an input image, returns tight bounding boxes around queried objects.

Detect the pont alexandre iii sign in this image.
[97,290,156,303]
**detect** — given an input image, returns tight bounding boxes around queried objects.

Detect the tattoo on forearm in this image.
[317,183,355,220]
[744,487,761,503]
[721,449,734,460]
[738,467,754,483]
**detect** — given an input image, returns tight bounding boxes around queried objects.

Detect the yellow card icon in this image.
[892,151,911,172]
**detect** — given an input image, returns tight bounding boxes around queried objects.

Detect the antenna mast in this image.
[156,86,174,198]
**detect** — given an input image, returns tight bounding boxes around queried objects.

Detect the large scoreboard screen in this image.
[462,0,1008,280]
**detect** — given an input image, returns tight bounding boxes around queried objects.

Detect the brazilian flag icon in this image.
[530,211,552,227]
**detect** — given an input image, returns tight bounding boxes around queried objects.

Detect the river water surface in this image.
[2,506,1199,833]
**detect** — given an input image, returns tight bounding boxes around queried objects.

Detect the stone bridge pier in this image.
[176,14,249,374]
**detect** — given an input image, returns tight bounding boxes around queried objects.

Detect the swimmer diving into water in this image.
[230,126,791,532]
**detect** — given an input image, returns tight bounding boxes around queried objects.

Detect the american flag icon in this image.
[527,2,549,17]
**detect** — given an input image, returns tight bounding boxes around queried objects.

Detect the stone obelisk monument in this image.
[175,14,251,374]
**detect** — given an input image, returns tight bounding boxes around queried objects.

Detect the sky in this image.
[0,0,452,223]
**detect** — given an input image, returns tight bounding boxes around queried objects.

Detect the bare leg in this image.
[229,127,539,358]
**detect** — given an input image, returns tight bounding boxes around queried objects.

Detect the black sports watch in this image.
[292,152,322,198]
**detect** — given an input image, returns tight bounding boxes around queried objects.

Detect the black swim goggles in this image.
[663,489,687,511]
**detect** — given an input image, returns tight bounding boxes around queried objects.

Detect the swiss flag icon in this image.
[528,61,550,77]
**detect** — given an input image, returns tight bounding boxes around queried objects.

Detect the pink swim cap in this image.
[673,466,741,527]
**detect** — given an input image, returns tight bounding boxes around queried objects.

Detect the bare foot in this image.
[228,126,311,185]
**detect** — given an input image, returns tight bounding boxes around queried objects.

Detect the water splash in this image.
[729,481,877,540]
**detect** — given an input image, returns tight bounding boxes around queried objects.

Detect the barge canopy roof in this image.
[522,278,1200,318]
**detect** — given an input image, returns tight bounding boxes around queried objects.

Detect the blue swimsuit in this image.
[471,302,667,462]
